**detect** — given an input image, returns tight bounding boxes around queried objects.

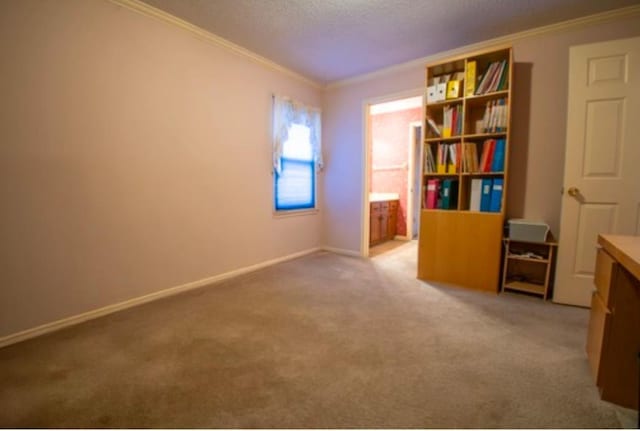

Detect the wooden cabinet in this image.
[586,235,640,410]
[501,237,557,300]
[418,46,512,293]
[418,211,503,291]
[369,200,398,246]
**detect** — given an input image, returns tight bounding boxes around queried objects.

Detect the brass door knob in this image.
[567,187,580,197]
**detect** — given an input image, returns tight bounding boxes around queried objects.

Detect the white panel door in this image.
[554,36,640,306]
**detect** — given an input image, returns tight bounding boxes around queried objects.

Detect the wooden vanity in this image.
[586,234,640,410]
[369,194,398,246]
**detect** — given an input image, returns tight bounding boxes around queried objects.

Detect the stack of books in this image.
[474,60,509,95]
[460,139,505,173]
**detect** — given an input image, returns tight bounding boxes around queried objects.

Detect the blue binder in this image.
[491,139,506,172]
[489,178,504,212]
[441,179,459,210]
[441,179,452,209]
[480,178,492,212]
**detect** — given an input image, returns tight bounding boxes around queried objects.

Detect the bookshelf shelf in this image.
[464,132,508,140]
[423,173,459,178]
[425,136,462,143]
[507,255,550,264]
[503,280,546,296]
[465,89,510,105]
[427,96,464,107]
[460,172,505,177]
[418,46,512,293]
[456,210,502,216]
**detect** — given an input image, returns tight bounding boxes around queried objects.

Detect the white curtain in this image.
[272,94,323,174]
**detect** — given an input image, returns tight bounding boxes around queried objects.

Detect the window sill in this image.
[273,208,319,218]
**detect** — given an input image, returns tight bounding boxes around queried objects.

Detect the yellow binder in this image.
[466,60,477,96]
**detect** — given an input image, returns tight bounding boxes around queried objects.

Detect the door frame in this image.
[407,121,423,240]
[360,88,424,257]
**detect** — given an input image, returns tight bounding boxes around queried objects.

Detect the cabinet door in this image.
[599,266,640,409]
[586,292,610,385]
[387,201,398,238]
[370,203,382,245]
[418,211,503,291]
[380,212,389,240]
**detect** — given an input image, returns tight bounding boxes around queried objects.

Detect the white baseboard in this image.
[322,246,362,257]
[0,247,321,349]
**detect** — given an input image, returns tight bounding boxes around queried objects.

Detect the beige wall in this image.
[0,0,322,337]
[2,1,639,340]
[322,12,640,254]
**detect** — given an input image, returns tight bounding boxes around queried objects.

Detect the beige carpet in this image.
[0,242,631,428]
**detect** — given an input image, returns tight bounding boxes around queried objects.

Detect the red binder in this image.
[483,139,496,172]
[426,179,439,209]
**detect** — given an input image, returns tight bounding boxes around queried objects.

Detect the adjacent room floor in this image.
[0,241,635,428]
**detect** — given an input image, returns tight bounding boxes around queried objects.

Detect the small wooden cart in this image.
[501,234,557,300]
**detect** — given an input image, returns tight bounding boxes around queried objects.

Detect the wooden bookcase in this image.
[418,46,512,292]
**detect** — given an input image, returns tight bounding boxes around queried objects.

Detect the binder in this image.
[442,179,452,209]
[469,178,482,211]
[450,106,457,136]
[436,82,447,102]
[482,101,492,132]
[489,178,504,212]
[462,143,469,173]
[469,143,479,172]
[447,144,456,174]
[426,85,437,103]
[480,178,492,212]
[479,142,488,173]
[465,60,477,96]
[479,139,495,172]
[483,139,496,172]
[497,62,509,91]
[496,98,507,131]
[442,106,451,138]
[488,60,506,93]
[465,143,476,173]
[436,144,446,174]
[441,179,459,209]
[426,179,439,209]
[446,80,461,99]
[488,100,499,132]
[491,139,506,172]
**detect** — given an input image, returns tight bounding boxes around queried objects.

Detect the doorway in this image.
[363,93,423,257]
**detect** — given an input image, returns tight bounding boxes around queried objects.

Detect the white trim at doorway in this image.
[361,89,425,257]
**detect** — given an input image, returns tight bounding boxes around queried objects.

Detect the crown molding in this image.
[109,0,322,89]
[326,4,640,90]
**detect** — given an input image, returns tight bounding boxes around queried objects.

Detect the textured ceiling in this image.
[143,0,640,84]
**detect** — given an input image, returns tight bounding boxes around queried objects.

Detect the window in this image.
[275,124,315,210]
[272,95,322,213]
